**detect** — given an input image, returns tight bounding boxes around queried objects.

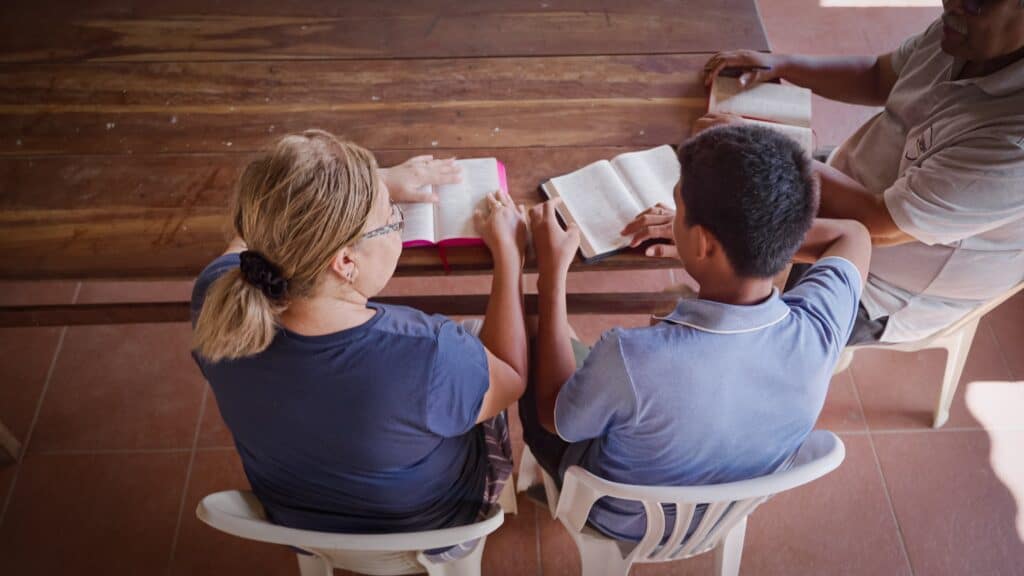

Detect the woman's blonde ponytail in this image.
[192,130,378,362]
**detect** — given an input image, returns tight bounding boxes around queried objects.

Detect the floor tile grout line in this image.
[836,425,1024,436]
[847,366,916,576]
[869,426,1018,435]
[31,447,195,455]
[863,432,916,576]
[534,496,543,576]
[165,384,209,575]
[0,282,76,527]
[195,445,236,452]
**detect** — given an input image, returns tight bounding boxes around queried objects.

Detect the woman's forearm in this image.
[479,247,527,382]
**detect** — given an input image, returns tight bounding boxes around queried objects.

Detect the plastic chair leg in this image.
[833,348,854,375]
[296,552,332,576]
[713,517,747,576]
[540,469,561,519]
[576,534,632,576]
[421,537,487,576]
[516,445,539,493]
[933,319,979,428]
[497,478,518,515]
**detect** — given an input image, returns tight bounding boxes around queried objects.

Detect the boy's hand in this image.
[704,50,786,88]
[474,190,527,263]
[620,203,679,258]
[381,155,462,203]
[693,112,745,135]
[529,198,580,281]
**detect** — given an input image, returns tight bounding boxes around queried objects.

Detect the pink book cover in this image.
[402,160,508,248]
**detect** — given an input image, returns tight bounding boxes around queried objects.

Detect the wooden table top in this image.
[0,0,769,280]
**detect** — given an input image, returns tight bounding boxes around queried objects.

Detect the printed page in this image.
[739,117,814,157]
[399,201,437,245]
[610,145,680,211]
[545,160,642,259]
[436,158,501,242]
[710,77,812,128]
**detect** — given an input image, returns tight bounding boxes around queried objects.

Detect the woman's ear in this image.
[329,247,359,284]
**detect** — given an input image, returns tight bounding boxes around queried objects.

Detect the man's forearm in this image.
[814,162,913,247]
[479,249,527,382]
[535,275,576,434]
[778,55,889,106]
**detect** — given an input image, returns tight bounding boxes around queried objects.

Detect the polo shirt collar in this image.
[654,289,790,335]
[950,55,1024,97]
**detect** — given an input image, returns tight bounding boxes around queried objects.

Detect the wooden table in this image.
[0,0,768,460]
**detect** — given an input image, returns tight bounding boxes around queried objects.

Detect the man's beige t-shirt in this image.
[831,18,1024,343]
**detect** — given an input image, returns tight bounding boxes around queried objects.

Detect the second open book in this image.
[709,76,814,156]
[541,145,681,262]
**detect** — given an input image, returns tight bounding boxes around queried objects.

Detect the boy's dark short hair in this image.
[677,124,818,278]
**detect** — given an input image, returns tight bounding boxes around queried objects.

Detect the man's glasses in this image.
[360,203,405,241]
[951,0,989,16]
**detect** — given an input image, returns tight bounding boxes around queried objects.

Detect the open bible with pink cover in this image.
[400,157,508,248]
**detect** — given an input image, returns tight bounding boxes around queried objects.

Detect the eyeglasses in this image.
[948,0,990,16]
[360,202,405,241]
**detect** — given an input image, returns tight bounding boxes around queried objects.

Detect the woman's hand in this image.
[529,198,580,283]
[380,155,462,203]
[475,191,527,264]
[704,50,788,88]
[620,203,679,258]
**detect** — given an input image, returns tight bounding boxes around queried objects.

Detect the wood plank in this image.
[0,0,768,63]
[0,54,703,106]
[0,292,682,327]
[0,146,682,279]
[0,55,709,156]
[1,99,704,156]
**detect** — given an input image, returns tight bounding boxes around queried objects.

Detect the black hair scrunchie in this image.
[239,250,289,301]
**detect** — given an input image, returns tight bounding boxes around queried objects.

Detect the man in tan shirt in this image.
[629,0,1024,344]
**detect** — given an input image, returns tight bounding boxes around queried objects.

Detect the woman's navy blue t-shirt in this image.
[191,254,491,533]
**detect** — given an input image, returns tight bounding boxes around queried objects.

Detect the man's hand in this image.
[704,50,788,88]
[380,155,462,203]
[693,112,746,135]
[529,199,580,283]
[620,204,679,258]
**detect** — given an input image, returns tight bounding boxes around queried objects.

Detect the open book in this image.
[709,76,814,156]
[540,145,680,262]
[401,158,507,248]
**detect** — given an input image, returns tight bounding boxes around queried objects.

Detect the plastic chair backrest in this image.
[554,430,845,564]
[196,491,503,572]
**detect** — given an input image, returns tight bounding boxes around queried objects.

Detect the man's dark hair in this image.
[677,124,818,278]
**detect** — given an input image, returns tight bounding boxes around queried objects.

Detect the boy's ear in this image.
[693,224,716,261]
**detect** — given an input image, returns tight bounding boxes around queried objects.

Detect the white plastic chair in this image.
[517,430,845,576]
[196,490,504,576]
[833,280,1024,428]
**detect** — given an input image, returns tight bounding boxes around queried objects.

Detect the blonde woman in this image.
[191,130,527,551]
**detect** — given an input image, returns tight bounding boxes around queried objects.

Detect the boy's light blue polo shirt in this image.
[554,256,862,542]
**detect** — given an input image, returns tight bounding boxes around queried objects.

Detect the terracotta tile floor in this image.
[5,2,1024,575]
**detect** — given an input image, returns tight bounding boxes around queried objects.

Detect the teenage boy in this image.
[521,124,871,541]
